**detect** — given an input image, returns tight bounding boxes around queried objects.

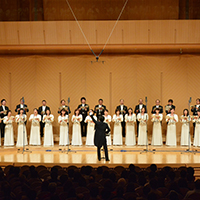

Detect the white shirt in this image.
[2,105,5,111]
[120,105,123,110]
[139,104,143,110]
[42,106,46,111]
[99,105,102,108]
[20,104,23,108]
[82,104,85,107]
[156,105,159,108]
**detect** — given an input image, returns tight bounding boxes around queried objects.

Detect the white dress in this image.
[180,115,191,146]
[15,114,28,147]
[113,114,123,145]
[29,114,41,145]
[125,114,136,146]
[3,116,14,146]
[137,113,149,145]
[151,114,163,146]
[166,114,178,146]
[58,115,69,145]
[71,115,82,145]
[85,115,97,146]
[104,115,112,145]
[43,114,54,147]
[193,117,200,147]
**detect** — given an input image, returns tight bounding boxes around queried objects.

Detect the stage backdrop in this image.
[0,54,199,143]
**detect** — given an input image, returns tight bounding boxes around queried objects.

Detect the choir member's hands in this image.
[17,108,20,111]
[64,119,68,122]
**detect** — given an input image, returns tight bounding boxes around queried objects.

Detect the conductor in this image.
[90,110,110,161]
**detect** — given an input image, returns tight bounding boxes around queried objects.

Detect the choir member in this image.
[71,109,82,146]
[15,98,29,114]
[85,109,96,146]
[165,99,176,115]
[193,109,200,147]
[29,108,41,146]
[113,109,123,145]
[151,108,163,146]
[103,109,112,146]
[78,97,89,137]
[94,99,106,119]
[15,108,28,147]
[58,109,69,146]
[0,99,9,138]
[58,99,71,115]
[191,98,200,137]
[137,107,149,146]
[3,110,14,146]
[134,99,147,136]
[116,99,128,137]
[151,99,163,114]
[125,108,136,146]
[180,109,191,146]
[38,100,50,138]
[42,109,54,147]
[166,108,178,146]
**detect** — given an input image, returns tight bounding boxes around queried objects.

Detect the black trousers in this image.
[97,143,109,160]
[136,120,139,137]
[40,121,45,137]
[193,123,196,138]
[80,120,87,137]
[121,121,126,137]
[0,121,5,138]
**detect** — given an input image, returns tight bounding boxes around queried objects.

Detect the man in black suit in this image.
[165,99,175,115]
[78,97,89,137]
[58,99,71,115]
[15,98,29,114]
[151,99,163,114]
[134,98,147,136]
[94,99,106,119]
[90,111,110,161]
[116,99,128,137]
[38,100,50,137]
[0,99,9,138]
[191,98,200,137]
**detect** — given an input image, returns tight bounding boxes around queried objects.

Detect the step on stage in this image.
[1,145,200,168]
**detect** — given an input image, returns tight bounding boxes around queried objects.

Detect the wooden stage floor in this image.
[1,144,200,168]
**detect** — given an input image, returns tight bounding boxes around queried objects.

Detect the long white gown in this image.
[4,116,14,146]
[193,117,200,147]
[113,114,123,145]
[180,115,191,146]
[43,114,54,147]
[58,115,69,146]
[85,115,97,146]
[137,113,149,145]
[166,114,178,146]
[71,115,82,146]
[15,114,28,147]
[29,114,41,145]
[125,114,136,146]
[151,114,163,146]
[104,115,112,145]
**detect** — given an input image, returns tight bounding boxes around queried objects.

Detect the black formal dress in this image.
[116,105,128,137]
[77,104,89,137]
[15,104,29,114]
[191,105,200,137]
[0,105,9,138]
[151,105,163,114]
[94,105,106,119]
[58,105,71,115]
[134,104,147,136]
[38,105,50,137]
[91,114,110,161]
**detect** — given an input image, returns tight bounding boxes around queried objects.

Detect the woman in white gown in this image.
[15,108,28,147]
[113,109,123,145]
[166,108,178,146]
[137,107,149,145]
[193,109,200,147]
[71,109,82,146]
[58,109,69,146]
[104,109,112,146]
[125,108,136,146]
[180,109,191,146]
[151,108,163,146]
[43,109,54,147]
[4,110,15,146]
[29,108,41,146]
[85,109,96,146]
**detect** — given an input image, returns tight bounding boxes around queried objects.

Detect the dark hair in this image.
[33,108,38,112]
[19,108,24,111]
[81,97,86,101]
[74,108,80,115]
[60,108,66,116]
[99,116,105,122]
[104,109,109,112]
[168,99,173,103]
[183,109,189,116]
[99,99,103,102]
[42,100,46,103]
[155,108,160,112]
[170,107,175,111]
[1,99,6,104]
[115,109,120,114]
[195,179,200,189]
[60,99,65,103]
[45,109,51,115]
[128,108,133,114]
[196,98,200,102]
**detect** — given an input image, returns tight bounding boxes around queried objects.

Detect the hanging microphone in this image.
[68,97,70,104]
[145,97,147,104]
[189,97,192,103]
[22,97,25,104]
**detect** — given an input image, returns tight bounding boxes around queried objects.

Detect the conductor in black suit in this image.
[77,97,89,137]
[116,99,128,137]
[94,99,106,119]
[134,99,147,136]
[90,110,110,161]
[15,98,29,114]
[151,99,163,114]
[0,99,9,138]
[38,100,50,137]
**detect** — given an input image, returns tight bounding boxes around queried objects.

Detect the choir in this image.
[0,97,200,148]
